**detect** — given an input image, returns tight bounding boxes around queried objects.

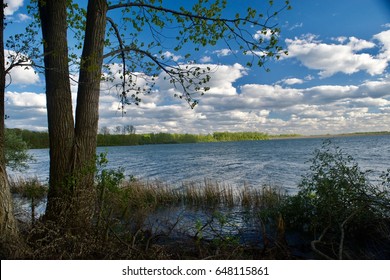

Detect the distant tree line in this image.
[6,128,270,149]
[6,128,49,149]
[10,128,390,150]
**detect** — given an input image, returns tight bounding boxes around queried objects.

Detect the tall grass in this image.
[112,178,285,210]
[9,176,47,226]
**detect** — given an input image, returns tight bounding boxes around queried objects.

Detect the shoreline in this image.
[269,131,390,140]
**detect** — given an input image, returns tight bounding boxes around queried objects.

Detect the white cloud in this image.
[5,60,390,135]
[254,29,274,40]
[156,63,247,97]
[213,48,237,57]
[282,78,304,85]
[347,37,376,51]
[374,29,390,59]
[7,66,39,85]
[285,34,388,78]
[17,13,31,22]
[200,56,212,63]
[5,50,40,85]
[161,51,182,62]
[4,0,23,16]
[288,22,303,31]
[6,91,45,107]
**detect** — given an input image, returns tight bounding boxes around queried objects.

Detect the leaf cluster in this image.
[102,0,290,109]
[20,1,290,111]
[5,129,34,171]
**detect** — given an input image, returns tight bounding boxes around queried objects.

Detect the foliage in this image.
[6,128,49,149]
[13,128,270,148]
[283,140,390,259]
[213,132,268,142]
[101,0,291,109]
[5,128,34,171]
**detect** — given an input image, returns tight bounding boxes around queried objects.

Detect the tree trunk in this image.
[38,0,75,223]
[0,0,21,258]
[72,0,108,227]
[38,0,108,230]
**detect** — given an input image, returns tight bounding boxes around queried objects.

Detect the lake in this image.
[10,134,390,193]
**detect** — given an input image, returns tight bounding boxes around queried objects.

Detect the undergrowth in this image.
[7,141,390,259]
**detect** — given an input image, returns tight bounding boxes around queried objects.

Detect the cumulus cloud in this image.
[285,34,388,78]
[5,59,390,135]
[4,0,23,16]
[5,50,40,85]
[374,29,390,60]
[156,63,247,97]
[6,91,45,108]
[5,91,48,131]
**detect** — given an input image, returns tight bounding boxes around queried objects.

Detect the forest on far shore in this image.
[6,128,270,149]
[6,128,390,150]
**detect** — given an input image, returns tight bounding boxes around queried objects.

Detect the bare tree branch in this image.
[108,2,270,26]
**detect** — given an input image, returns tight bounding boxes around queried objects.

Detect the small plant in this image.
[95,152,125,236]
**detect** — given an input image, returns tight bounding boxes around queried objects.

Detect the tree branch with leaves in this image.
[28,0,291,229]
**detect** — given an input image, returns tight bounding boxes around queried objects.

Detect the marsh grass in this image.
[9,176,47,226]
[10,175,291,259]
[111,178,285,211]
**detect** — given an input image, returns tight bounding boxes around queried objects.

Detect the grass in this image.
[9,176,48,226]
[114,178,286,210]
[10,176,291,259]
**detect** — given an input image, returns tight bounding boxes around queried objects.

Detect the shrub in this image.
[283,140,390,259]
[5,129,34,171]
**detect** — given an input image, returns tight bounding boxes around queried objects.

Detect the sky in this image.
[3,0,390,135]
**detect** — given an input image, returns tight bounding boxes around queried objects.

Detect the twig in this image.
[339,209,359,260]
[311,224,334,260]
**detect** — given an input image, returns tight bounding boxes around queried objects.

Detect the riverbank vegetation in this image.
[7,128,390,150]
[7,128,269,149]
[6,141,390,259]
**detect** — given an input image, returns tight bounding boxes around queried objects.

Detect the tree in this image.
[124,125,136,135]
[36,0,290,229]
[100,126,111,135]
[114,125,122,134]
[5,129,34,171]
[0,1,22,258]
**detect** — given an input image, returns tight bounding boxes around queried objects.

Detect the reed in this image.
[114,178,285,210]
[9,176,48,225]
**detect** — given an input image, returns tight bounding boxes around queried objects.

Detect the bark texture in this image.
[38,0,108,229]
[38,0,75,224]
[72,0,108,226]
[0,0,21,258]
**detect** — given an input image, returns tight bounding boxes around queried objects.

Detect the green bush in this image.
[283,140,390,259]
[5,129,34,171]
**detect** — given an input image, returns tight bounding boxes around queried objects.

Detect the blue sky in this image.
[4,0,390,135]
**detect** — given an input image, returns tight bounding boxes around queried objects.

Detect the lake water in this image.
[10,135,390,193]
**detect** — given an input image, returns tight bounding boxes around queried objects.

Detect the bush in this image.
[283,140,390,259]
[5,129,34,171]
